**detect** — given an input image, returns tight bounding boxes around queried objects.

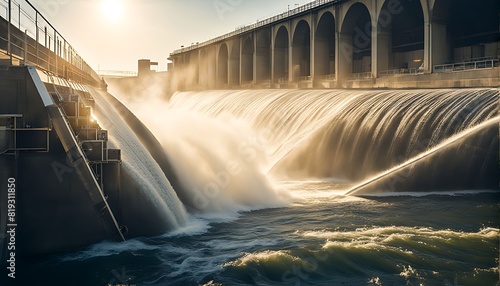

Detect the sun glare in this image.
[101,0,124,22]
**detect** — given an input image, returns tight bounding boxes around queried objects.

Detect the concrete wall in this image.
[0,67,181,259]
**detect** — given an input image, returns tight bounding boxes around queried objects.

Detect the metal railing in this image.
[318,73,336,80]
[434,58,499,73]
[379,68,422,77]
[294,75,312,81]
[0,0,101,86]
[170,0,347,56]
[350,72,373,79]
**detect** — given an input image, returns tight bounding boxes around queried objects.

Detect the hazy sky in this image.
[27,0,312,72]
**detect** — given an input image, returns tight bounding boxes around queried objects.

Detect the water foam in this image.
[301,226,500,241]
[224,250,299,267]
[111,93,289,214]
[60,239,160,262]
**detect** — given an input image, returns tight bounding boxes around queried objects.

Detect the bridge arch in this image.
[256,29,271,83]
[274,25,289,82]
[314,11,336,78]
[292,20,311,80]
[339,2,372,80]
[217,43,228,86]
[241,35,254,84]
[430,0,499,69]
[376,0,425,74]
[187,51,199,88]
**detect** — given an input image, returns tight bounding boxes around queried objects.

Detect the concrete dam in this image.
[0,0,498,265]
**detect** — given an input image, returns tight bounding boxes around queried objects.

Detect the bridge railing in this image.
[434,58,499,73]
[294,75,312,82]
[350,72,373,79]
[170,0,347,56]
[379,68,422,77]
[0,0,101,86]
[318,73,336,80]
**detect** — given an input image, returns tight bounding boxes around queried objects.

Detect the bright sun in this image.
[101,0,124,22]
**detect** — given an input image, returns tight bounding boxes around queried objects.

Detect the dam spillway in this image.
[161,89,498,195]
[0,0,499,284]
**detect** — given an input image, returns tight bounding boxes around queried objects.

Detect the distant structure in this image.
[169,0,500,90]
[97,70,138,78]
[138,59,159,77]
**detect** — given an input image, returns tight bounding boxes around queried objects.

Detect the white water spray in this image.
[118,94,288,213]
[89,89,189,228]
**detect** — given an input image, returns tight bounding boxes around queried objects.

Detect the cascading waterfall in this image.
[165,89,498,193]
[89,89,189,229]
[117,95,289,213]
[98,87,497,221]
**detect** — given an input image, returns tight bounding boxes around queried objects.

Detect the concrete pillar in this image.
[240,35,254,85]
[215,45,219,88]
[179,54,187,90]
[239,37,243,86]
[208,46,217,89]
[310,14,315,80]
[371,23,378,78]
[198,49,205,89]
[188,52,199,89]
[430,22,450,71]
[228,41,239,86]
[423,20,431,72]
[288,26,293,82]
[335,31,340,82]
[271,26,275,83]
[253,31,258,84]
[376,25,391,75]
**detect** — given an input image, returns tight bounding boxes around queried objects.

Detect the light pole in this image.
[7,0,11,64]
[288,3,300,16]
